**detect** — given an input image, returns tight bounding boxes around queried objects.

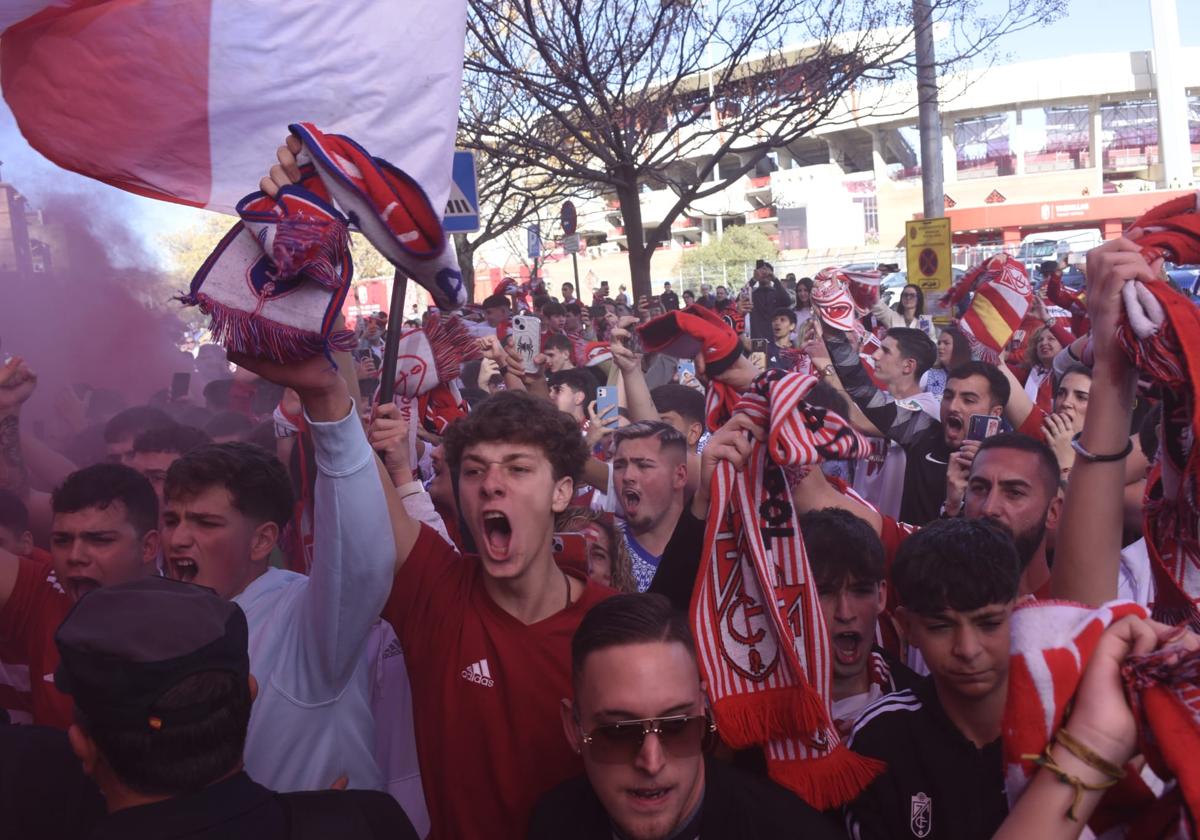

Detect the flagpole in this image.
[377,268,408,404]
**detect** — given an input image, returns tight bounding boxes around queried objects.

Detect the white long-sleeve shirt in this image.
[237,402,395,792]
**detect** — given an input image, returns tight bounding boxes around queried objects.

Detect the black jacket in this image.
[845,679,1008,840]
[749,281,792,339]
[824,329,948,525]
[528,756,845,839]
[87,772,417,840]
[661,290,681,311]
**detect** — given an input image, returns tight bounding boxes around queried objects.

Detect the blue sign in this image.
[528,225,541,258]
[443,151,480,233]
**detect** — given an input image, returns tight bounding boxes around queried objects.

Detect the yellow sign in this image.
[905,217,953,298]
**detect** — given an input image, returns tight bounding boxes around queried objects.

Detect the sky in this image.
[0,0,1197,265]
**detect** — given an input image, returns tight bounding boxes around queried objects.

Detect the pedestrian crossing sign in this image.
[443,151,480,233]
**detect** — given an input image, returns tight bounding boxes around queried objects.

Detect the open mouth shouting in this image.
[832,631,864,666]
[621,488,642,519]
[944,413,964,440]
[64,576,102,601]
[481,510,513,560]
[168,556,199,584]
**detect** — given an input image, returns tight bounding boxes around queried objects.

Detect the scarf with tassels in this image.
[691,369,883,809]
[182,122,466,364]
[385,312,481,467]
[181,182,358,361]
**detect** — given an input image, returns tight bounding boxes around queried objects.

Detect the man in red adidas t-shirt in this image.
[380,390,614,839]
[0,463,159,728]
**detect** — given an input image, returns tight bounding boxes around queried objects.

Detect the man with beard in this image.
[610,422,688,592]
[959,433,1062,600]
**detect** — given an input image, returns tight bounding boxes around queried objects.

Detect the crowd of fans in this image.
[1,163,1199,840]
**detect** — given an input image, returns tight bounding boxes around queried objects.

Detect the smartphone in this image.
[676,359,696,380]
[595,385,618,423]
[552,532,589,578]
[750,339,769,372]
[512,314,542,374]
[967,414,1001,441]
[171,372,191,400]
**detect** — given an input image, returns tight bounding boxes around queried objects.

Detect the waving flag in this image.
[0,0,466,215]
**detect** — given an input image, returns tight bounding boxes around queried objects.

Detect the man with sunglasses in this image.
[530,593,839,839]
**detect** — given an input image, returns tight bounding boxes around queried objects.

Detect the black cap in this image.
[54,577,249,731]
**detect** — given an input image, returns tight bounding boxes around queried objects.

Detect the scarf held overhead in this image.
[691,369,881,810]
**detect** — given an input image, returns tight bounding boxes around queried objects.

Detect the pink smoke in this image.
[0,189,186,428]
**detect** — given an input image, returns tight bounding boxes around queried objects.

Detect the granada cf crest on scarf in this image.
[713,511,779,680]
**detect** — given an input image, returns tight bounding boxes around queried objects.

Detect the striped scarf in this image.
[1117,204,1200,629]
[691,369,882,810]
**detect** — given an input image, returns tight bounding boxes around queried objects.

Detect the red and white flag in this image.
[0,0,466,214]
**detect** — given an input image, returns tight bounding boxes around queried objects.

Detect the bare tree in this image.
[464,0,1063,301]
[455,91,578,298]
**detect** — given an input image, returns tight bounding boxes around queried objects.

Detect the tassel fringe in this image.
[768,745,885,811]
[271,213,350,290]
[426,314,483,383]
[712,687,830,750]
[184,294,354,362]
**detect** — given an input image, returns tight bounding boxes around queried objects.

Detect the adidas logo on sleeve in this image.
[461,658,495,688]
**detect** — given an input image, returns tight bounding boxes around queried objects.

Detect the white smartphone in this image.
[512,314,542,374]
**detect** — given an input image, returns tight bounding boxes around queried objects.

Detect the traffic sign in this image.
[528,225,541,258]
[561,201,577,236]
[563,233,580,254]
[443,151,480,233]
[905,217,952,297]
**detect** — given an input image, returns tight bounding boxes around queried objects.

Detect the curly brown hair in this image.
[442,390,589,482]
[556,507,636,593]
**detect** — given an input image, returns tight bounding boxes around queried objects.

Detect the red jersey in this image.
[383,525,614,840]
[0,553,73,728]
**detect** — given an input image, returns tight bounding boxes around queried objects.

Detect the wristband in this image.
[395,480,424,499]
[1070,433,1133,463]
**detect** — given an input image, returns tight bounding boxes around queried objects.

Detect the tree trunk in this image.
[453,233,476,302]
[616,178,653,303]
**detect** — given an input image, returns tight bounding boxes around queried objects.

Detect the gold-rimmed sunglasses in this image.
[578,713,717,764]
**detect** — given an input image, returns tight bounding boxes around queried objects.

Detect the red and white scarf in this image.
[1002,599,1159,835]
[1118,200,1200,629]
[941,254,1033,364]
[691,369,882,809]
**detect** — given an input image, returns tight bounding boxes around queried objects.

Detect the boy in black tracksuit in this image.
[845,518,1020,839]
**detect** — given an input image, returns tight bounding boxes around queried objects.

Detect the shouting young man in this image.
[380,390,614,840]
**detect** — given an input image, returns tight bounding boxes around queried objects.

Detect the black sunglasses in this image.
[578,713,716,764]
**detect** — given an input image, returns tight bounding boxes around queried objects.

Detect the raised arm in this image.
[609,329,657,423]
[368,402,449,547]
[0,358,35,498]
[997,353,1038,431]
[821,327,935,445]
[1049,238,1150,605]
[228,345,398,696]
